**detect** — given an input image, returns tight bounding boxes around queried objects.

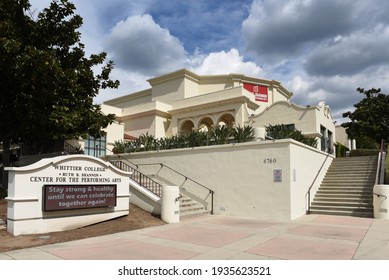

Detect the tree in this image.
[0,0,119,188]
[342,88,389,146]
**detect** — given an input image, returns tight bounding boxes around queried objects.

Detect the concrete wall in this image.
[104,89,152,109]
[111,139,332,220]
[151,77,185,103]
[251,102,318,134]
[290,144,333,218]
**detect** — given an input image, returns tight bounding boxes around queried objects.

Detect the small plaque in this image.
[273,169,282,182]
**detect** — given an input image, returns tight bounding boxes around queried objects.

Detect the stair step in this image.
[325,174,376,178]
[180,209,211,219]
[178,195,209,218]
[310,205,373,212]
[310,156,378,218]
[314,197,372,203]
[314,196,373,202]
[309,209,374,218]
[320,183,374,187]
[311,201,372,207]
[317,187,372,192]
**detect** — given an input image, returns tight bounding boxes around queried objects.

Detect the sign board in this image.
[44,185,117,211]
[5,155,131,236]
[243,83,268,102]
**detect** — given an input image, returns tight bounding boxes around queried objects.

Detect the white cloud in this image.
[28,0,389,125]
[242,0,356,65]
[190,48,262,76]
[104,14,187,76]
[304,25,389,76]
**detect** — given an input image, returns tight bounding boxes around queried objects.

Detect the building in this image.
[100,68,335,154]
[336,125,356,150]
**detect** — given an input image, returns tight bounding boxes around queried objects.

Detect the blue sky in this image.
[30,0,389,123]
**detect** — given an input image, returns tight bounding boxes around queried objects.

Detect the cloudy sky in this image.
[30,0,389,123]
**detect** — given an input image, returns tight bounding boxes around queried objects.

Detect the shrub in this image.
[184,130,210,147]
[232,125,255,143]
[265,124,318,148]
[112,125,260,153]
[335,142,349,157]
[209,125,231,145]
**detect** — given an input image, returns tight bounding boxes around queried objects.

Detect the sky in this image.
[29,0,389,124]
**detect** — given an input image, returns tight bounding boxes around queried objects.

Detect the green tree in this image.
[342,88,389,146]
[0,0,119,188]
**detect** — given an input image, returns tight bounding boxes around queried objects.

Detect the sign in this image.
[5,155,131,236]
[44,185,117,211]
[273,169,282,182]
[243,83,268,102]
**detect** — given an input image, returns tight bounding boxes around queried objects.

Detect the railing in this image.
[375,139,386,185]
[110,160,163,197]
[64,141,83,154]
[109,156,214,214]
[306,152,332,214]
[135,162,215,214]
[98,145,215,213]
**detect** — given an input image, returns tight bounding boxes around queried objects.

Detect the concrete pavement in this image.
[1,214,389,260]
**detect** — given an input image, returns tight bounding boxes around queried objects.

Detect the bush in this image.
[112,125,260,154]
[231,125,255,143]
[265,124,318,148]
[335,142,349,157]
[184,130,210,147]
[209,125,231,145]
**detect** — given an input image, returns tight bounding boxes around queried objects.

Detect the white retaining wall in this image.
[109,139,333,220]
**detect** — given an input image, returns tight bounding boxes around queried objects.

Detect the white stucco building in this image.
[98,68,335,155]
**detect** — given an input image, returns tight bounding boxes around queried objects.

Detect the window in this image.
[320,125,326,152]
[320,126,333,153]
[84,135,106,157]
[285,124,295,131]
[327,130,333,153]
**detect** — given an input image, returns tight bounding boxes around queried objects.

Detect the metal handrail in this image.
[134,162,215,214]
[307,152,332,214]
[99,145,215,213]
[375,140,386,185]
[136,162,214,193]
[110,159,163,197]
[373,192,387,199]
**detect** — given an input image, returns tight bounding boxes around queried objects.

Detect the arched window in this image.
[218,113,235,127]
[180,120,195,135]
[198,116,214,132]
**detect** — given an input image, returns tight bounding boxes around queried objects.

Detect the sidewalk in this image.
[1,214,389,260]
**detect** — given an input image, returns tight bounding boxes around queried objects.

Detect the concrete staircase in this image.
[131,171,209,218]
[179,194,210,219]
[310,156,377,218]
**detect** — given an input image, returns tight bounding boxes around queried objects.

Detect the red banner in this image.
[243,83,268,102]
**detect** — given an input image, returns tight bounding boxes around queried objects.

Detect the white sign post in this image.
[5,155,131,236]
